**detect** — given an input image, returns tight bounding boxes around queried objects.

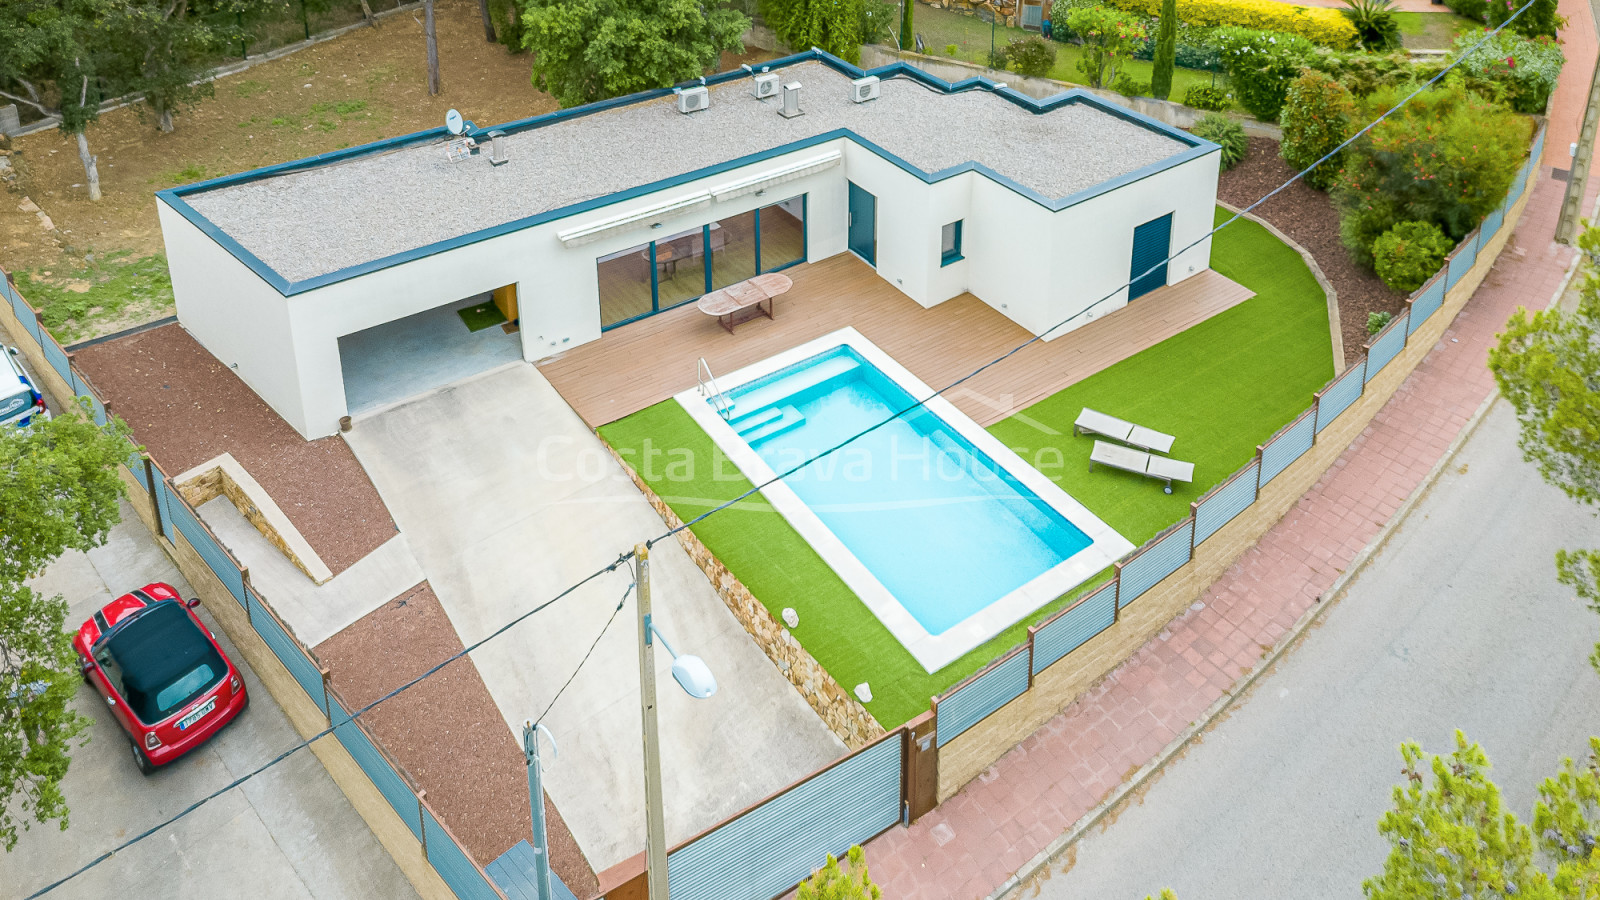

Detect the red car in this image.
[74,583,248,774]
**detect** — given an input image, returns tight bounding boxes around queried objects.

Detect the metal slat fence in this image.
[1118,520,1195,607]
[1315,363,1365,434]
[1408,276,1446,337]
[1258,411,1315,486]
[424,809,507,900]
[165,487,247,606]
[1447,235,1479,291]
[1482,207,1506,245]
[666,734,903,900]
[1193,462,1259,545]
[935,649,1031,747]
[1031,581,1117,675]
[330,698,425,839]
[1364,314,1408,381]
[247,586,330,717]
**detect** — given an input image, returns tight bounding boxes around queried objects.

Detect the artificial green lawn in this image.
[598,207,1333,728]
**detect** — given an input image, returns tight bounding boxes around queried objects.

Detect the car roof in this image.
[105,602,218,700]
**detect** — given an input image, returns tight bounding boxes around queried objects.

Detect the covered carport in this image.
[338,287,522,417]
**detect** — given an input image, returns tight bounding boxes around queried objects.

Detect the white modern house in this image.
[157,51,1221,440]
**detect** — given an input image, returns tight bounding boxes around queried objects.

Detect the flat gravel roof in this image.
[183,61,1191,284]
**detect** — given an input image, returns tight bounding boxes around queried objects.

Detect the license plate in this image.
[176,697,216,731]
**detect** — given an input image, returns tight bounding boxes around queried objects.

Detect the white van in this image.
[2,346,49,429]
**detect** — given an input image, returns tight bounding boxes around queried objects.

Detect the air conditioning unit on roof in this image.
[676,85,710,114]
[752,72,780,99]
[851,76,880,103]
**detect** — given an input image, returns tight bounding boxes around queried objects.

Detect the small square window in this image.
[941,221,963,266]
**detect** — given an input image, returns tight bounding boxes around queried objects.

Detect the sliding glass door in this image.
[595,193,808,330]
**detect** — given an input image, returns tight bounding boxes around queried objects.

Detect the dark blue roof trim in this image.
[158,49,1218,297]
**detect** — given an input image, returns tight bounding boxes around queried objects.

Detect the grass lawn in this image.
[1395,11,1478,49]
[907,2,1227,106]
[600,207,1331,729]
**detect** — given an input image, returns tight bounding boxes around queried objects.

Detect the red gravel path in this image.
[1217,137,1409,362]
[315,583,599,898]
[72,323,394,575]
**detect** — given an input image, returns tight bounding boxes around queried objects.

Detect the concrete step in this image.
[741,406,806,444]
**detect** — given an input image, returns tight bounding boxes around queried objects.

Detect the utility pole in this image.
[523,722,557,900]
[636,544,670,900]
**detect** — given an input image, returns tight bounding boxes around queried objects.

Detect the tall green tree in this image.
[99,0,267,134]
[0,0,114,200]
[762,0,862,63]
[898,0,910,51]
[1150,0,1176,100]
[1489,224,1600,672]
[1,398,132,851]
[520,0,748,107]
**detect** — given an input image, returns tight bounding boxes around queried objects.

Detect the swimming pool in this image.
[677,329,1132,672]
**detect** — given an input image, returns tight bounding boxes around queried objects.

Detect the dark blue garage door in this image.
[1129,213,1173,300]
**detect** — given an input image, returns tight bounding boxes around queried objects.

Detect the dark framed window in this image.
[941,221,963,267]
[596,193,809,331]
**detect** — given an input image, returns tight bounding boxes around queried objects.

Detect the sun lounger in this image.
[1089,440,1195,494]
[1073,408,1176,454]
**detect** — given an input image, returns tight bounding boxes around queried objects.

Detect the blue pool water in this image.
[720,346,1092,636]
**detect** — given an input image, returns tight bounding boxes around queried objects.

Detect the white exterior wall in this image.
[163,135,1220,440]
[158,200,309,432]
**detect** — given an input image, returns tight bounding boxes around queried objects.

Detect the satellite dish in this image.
[445,109,464,135]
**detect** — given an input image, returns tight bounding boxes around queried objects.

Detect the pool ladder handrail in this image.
[697,358,734,420]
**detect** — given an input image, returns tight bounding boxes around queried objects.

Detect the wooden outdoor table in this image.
[697,273,793,334]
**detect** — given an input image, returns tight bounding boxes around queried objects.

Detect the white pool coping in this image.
[674,328,1134,673]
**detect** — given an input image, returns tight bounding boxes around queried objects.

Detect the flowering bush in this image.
[1372,221,1454,292]
[1184,83,1232,110]
[1005,35,1058,77]
[1191,112,1248,168]
[1104,0,1356,47]
[1484,0,1564,39]
[1067,6,1150,88]
[1279,71,1356,189]
[1212,26,1315,120]
[1333,83,1531,268]
[1306,49,1425,98]
[1452,28,1565,114]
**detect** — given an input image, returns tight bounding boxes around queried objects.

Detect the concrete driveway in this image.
[1021,401,1600,900]
[344,362,844,872]
[3,500,420,900]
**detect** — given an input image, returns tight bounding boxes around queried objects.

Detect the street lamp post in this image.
[635,543,718,900]
[522,721,557,900]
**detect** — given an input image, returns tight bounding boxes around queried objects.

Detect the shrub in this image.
[1132,23,1225,70]
[1485,0,1564,39]
[1212,26,1315,120]
[1113,73,1153,95]
[945,42,960,56]
[1185,83,1232,110]
[1333,83,1531,268]
[1006,35,1058,76]
[1103,0,1357,47]
[1367,310,1394,334]
[988,47,1011,69]
[858,0,896,45]
[1068,6,1150,88]
[1372,221,1453,292]
[799,846,881,900]
[1151,0,1178,98]
[1340,0,1399,50]
[1444,0,1487,22]
[1279,71,1356,189]
[490,0,525,52]
[1306,48,1418,98]
[1452,28,1565,114]
[1192,112,1248,169]
[763,0,864,64]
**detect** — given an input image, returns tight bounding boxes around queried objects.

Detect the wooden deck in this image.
[538,254,1254,429]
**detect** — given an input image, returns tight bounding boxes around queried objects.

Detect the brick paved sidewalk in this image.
[862,12,1600,897]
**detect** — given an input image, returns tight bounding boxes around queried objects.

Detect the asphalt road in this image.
[1021,400,1600,900]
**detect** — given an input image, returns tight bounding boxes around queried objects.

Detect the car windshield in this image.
[103,602,226,724]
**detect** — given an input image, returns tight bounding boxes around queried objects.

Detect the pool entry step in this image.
[732,404,806,443]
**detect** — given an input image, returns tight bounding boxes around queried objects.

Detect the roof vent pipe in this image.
[486,130,509,166]
[779,82,803,118]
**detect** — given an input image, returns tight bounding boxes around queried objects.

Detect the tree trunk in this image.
[358,0,375,25]
[76,131,101,201]
[424,0,440,96]
[477,0,496,42]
